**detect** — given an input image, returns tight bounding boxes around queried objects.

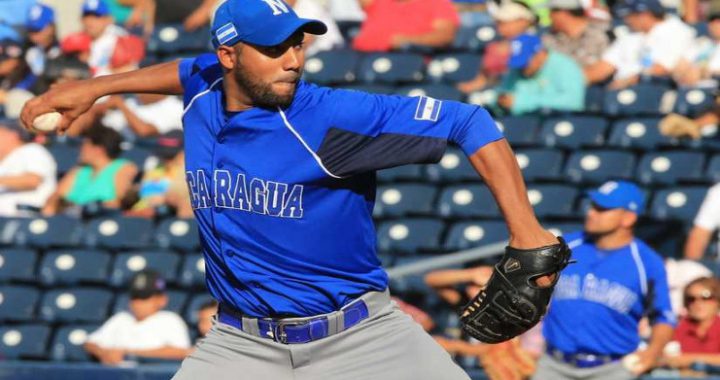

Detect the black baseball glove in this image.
[460,237,572,343]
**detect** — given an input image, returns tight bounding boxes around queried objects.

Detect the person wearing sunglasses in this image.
[535,180,676,380]
[664,277,720,370]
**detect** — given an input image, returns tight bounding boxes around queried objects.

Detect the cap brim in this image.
[248,18,327,47]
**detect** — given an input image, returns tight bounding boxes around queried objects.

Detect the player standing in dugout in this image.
[21,1,572,379]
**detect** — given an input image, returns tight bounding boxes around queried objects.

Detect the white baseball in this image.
[622,353,640,371]
[32,112,62,132]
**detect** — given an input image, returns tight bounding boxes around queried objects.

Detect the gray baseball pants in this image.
[532,354,636,380]
[172,290,470,380]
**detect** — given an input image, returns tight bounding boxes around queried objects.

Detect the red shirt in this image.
[352,0,460,52]
[675,316,720,354]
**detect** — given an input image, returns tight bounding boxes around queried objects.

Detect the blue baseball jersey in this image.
[543,231,676,355]
[178,54,503,317]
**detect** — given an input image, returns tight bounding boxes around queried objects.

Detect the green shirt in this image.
[65,159,130,206]
[107,0,133,24]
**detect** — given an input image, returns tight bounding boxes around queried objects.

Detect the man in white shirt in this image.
[287,0,344,56]
[684,183,720,260]
[0,120,56,217]
[585,0,695,88]
[84,270,192,365]
[81,0,129,76]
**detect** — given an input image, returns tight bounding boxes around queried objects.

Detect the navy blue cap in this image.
[588,180,645,214]
[508,34,542,69]
[26,4,55,32]
[82,0,110,17]
[614,0,665,17]
[129,269,167,299]
[211,0,327,48]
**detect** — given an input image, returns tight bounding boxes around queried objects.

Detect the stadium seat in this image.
[444,220,508,251]
[13,216,83,248]
[156,218,200,252]
[374,184,438,218]
[437,185,499,218]
[496,115,542,147]
[113,290,188,316]
[147,24,210,54]
[514,148,565,181]
[426,53,482,83]
[39,250,111,286]
[584,85,606,113]
[565,150,636,184]
[608,118,667,150]
[0,285,40,321]
[545,222,584,237]
[179,254,206,289]
[650,186,708,222]
[0,248,37,282]
[377,164,425,183]
[184,293,215,325]
[303,50,360,85]
[0,218,26,246]
[110,251,181,287]
[376,218,445,253]
[673,87,715,117]
[84,217,155,250]
[452,25,498,51]
[39,287,113,323]
[120,145,153,172]
[707,154,720,183]
[47,144,79,175]
[539,116,608,149]
[357,53,425,84]
[425,148,477,182]
[50,324,98,362]
[603,83,672,116]
[338,84,396,94]
[636,151,706,185]
[526,185,579,218]
[396,84,464,101]
[0,324,51,359]
[389,256,438,293]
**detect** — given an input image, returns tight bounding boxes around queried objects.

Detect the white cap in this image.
[489,1,536,22]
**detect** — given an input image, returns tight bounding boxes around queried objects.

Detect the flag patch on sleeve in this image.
[414,96,442,122]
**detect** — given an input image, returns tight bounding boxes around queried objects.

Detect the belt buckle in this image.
[272,319,307,344]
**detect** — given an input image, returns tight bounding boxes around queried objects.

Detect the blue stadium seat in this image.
[0,218,26,246]
[0,248,37,282]
[303,50,360,85]
[84,217,155,249]
[426,53,482,83]
[47,144,79,175]
[179,254,206,289]
[120,145,153,172]
[514,148,565,181]
[444,220,508,251]
[39,250,111,286]
[110,251,181,287]
[452,25,498,51]
[338,84,396,94]
[113,290,188,316]
[39,288,113,323]
[374,184,438,218]
[636,151,706,185]
[156,218,200,252]
[539,116,608,149]
[527,185,579,218]
[545,222,584,237]
[389,256,438,293]
[674,88,716,117]
[0,285,39,321]
[650,186,708,222]
[377,164,425,183]
[358,53,425,84]
[184,294,215,325]
[425,148,477,182]
[437,185,499,218]
[603,83,671,116]
[50,324,98,361]
[707,154,720,183]
[585,85,606,113]
[376,218,445,253]
[396,84,464,101]
[147,24,210,54]
[0,324,51,359]
[565,150,636,184]
[496,115,541,147]
[13,216,83,248]
[608,118,667,150]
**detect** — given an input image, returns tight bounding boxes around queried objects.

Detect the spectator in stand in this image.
[85,270,192,364]
[663,277,720,370]
[287,0,344,56]
[196,300,218,339]
[25,4,61,79]
[0,0,38,41]
[0,39,33,104]
[683,182,720,260]
[497,34,585,115]
[666,258,713,315]
[585,0,696,88]
[673,12,720,87]
[81,0,130,76]
[0,119,56,217]
[543,0,610,68]
[659,108,719,140]
[458,1,537,94]
[352,0,460,52]
[106,0,145,26]
[132,0,216,34]
[42,124,137,216]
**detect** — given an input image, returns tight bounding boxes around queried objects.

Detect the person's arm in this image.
[684,0,699,23]
[685,185,720,259]
[633,323,675,375]
[667,352,720,368]
[425,267,493,305]
[684,226,714,260]
[42,168,78,216]
[184,0,216,31]
[0,174,42,191]
[125,346,193,360]
[391,19,458,48]
[20,60,184,133]
[584,60,616,84]
[112,98,161,137]
[106,163,138,209]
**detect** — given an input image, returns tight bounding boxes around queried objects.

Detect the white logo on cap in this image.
[598,181,618,195]
[262,0,290,15]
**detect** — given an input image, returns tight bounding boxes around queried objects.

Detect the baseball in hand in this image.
[622,353,640,371]
[32,112,62,132]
